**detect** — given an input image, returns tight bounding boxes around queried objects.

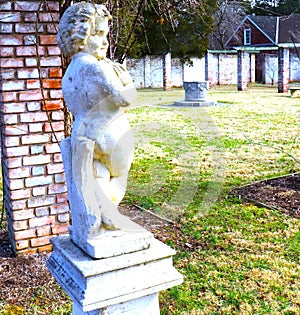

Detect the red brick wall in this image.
[0,1,69,255]
[226,20,274,47]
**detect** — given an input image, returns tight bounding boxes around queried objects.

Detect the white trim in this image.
[207,50,237,53]
[233,46,278,51]
[275,17,279,44]
[278,43,300,48]
[244,28,251,45]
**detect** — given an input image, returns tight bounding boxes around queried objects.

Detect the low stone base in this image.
[69,216,154,259]
[174,100,215,107]
[72,293,160,315]
[47,235,183,314]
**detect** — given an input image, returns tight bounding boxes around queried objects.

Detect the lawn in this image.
[1,84,300,314]
[128,84,300,314]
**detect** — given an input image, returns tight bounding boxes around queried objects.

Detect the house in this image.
[127,15,300,92]
[223,14,300,91]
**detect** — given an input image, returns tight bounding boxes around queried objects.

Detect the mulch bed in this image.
[1,174,300,307]
[0,205,175,306]
[233,172,300,219]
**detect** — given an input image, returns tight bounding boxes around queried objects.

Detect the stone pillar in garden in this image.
[163,52,172,90]
[250,54,256,83]
[278,47,289,93]
[0,0,69,255]
[237,50,250,91]
[205,51,214,86]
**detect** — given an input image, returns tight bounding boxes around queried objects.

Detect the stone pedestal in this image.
[47,235,183,314]
[184,81,208,101]
[174,81,215,107]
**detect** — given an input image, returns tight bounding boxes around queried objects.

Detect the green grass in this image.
[2,84,300,314]
[128,84,300,314]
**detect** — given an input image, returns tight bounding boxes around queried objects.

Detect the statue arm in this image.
[89,59,136,107]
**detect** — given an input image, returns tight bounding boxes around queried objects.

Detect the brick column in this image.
[250,54,256,83]
[278,47,289,93]
[237,50,250,91]
[0,1,69,255]
[143,56,151,87]
[205,52,214,86]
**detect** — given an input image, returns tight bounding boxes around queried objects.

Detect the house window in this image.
[244,28,251,45]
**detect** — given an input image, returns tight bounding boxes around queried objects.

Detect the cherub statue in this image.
[57,1,137,243]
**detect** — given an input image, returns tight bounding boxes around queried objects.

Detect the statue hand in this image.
[110,61,132,87]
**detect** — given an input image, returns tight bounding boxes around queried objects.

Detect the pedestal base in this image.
[47,236,183,314]
[69,216,154,259]
[72,293,160,315]
[174,100,215,107]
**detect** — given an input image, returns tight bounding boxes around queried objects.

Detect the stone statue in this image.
[57,2,140,256]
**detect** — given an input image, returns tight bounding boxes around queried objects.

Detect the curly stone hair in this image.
[57,1,112,57]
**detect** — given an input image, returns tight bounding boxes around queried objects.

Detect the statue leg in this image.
[94,160,124,230]
[94,153,135,230]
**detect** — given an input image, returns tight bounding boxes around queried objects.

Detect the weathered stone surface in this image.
[61,137,153,258]
[184,81,209,101]
[237,50,250,91]
[57,2,138,256]
[49,5,183,315]
[47,236,183,313]
[72,293,160,315]
[173,100,215,107]
[174,81,215,107]
[278,47,289,93]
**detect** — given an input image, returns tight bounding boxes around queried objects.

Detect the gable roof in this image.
[225,14,300,48]
[249,15,278,43]
[279,14,300,44]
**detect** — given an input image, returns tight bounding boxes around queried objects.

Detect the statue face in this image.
[83,16,109,59]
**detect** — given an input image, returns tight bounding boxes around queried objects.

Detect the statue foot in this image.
[101,210,136,231]
[101,210,123,231]
[101,219,121,231]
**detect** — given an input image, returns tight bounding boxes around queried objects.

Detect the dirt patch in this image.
[233,173,300,218]
[0,205,173,306]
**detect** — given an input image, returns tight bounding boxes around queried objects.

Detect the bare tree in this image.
[209,0,246,50]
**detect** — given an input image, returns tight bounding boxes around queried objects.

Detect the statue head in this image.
[57,2,112,59]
